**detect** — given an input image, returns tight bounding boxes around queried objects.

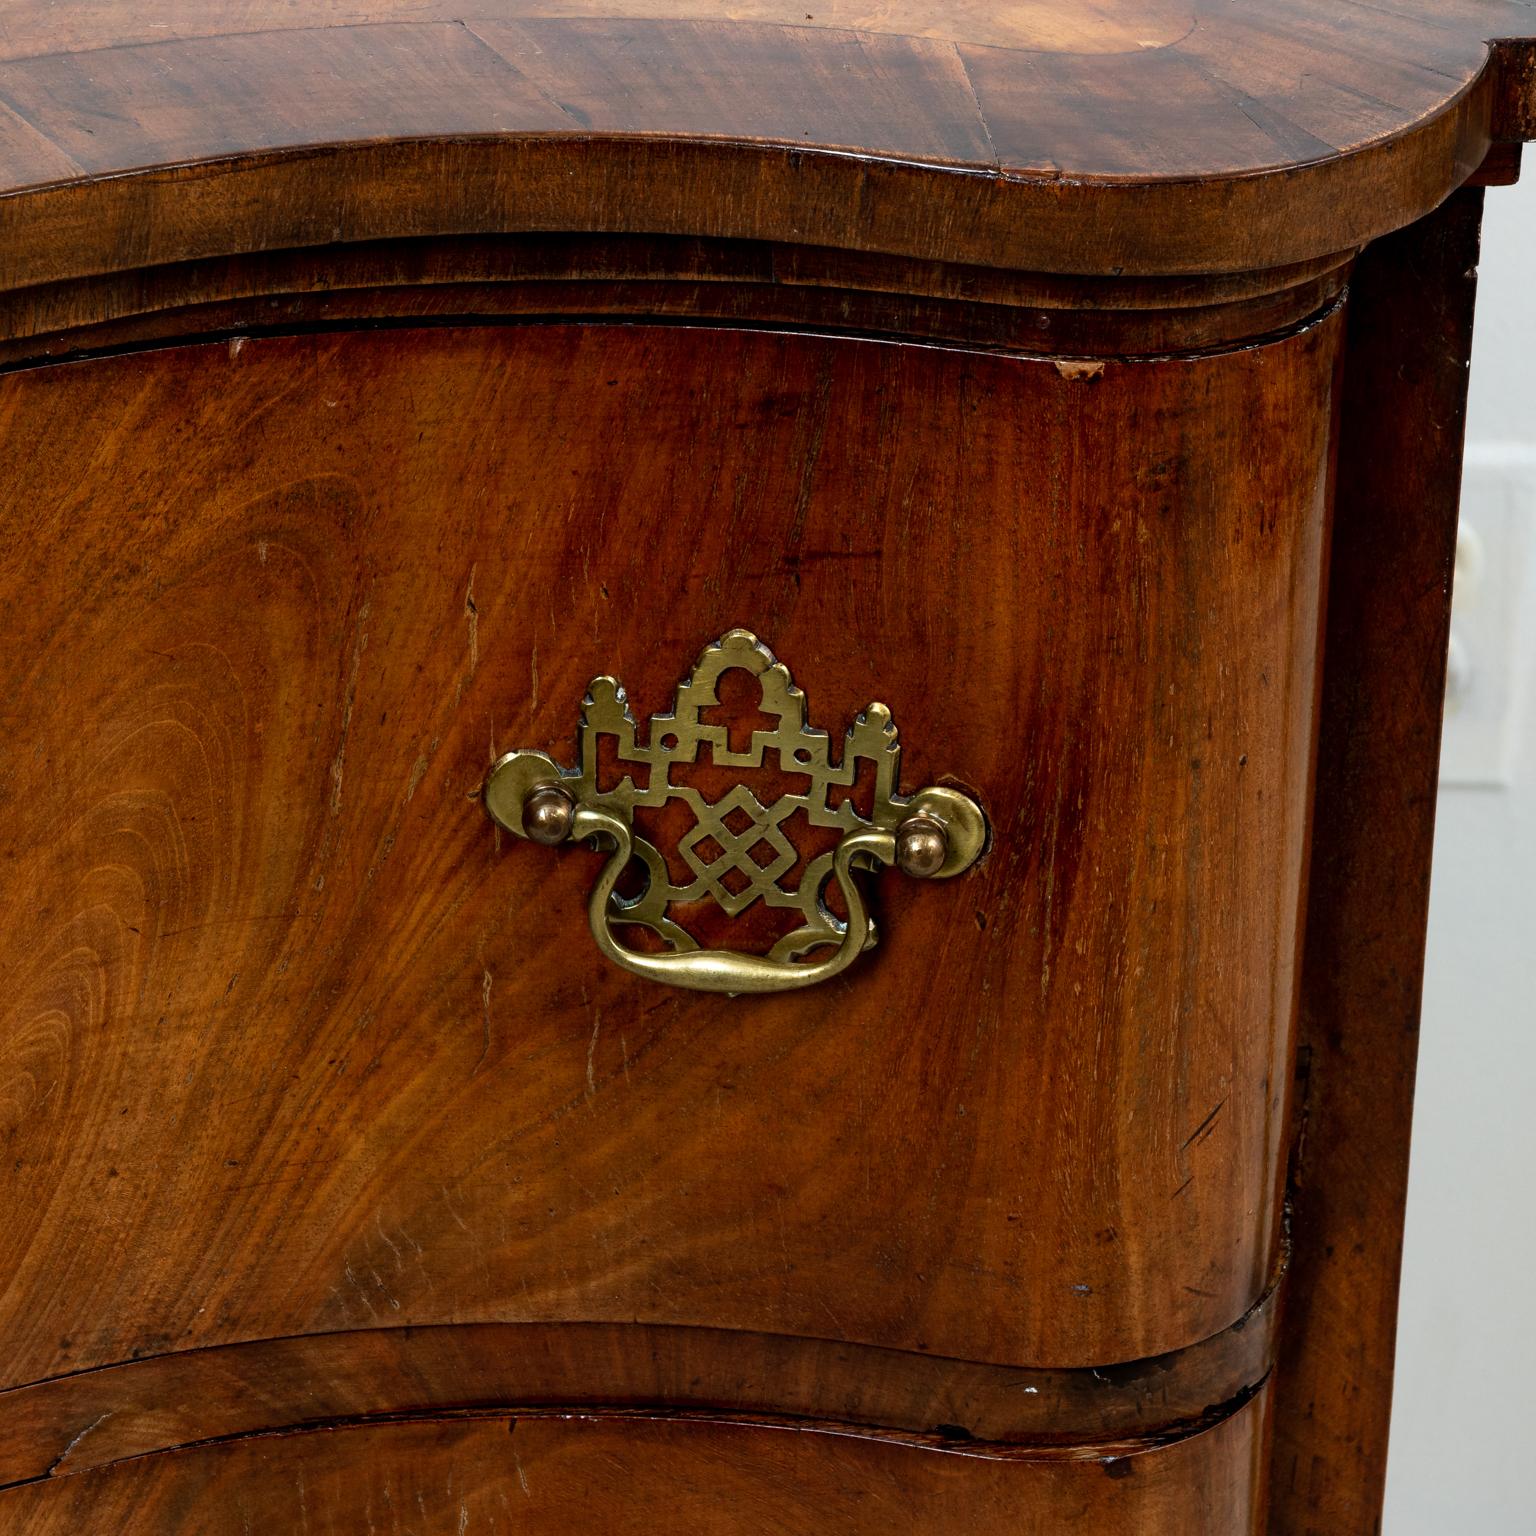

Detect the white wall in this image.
[1383,173,1536,1533]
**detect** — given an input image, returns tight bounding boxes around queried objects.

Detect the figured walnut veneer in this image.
[0,3,1530,1532]
[0,320,1329,1380]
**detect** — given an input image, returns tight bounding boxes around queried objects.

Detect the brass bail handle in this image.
[483,630,987,996]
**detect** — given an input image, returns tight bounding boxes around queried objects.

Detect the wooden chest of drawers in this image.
[0,4,1532,1532]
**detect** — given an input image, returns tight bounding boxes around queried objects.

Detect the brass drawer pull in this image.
[484,630,986,995]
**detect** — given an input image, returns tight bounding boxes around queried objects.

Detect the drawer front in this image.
[0,1386,1273,1534]
[0,317,1333,1390]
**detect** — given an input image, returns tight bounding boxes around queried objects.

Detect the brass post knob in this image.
[895,814,949,879]
[523,782,575,845]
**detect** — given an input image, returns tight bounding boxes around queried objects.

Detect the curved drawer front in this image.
[0,317,1333,1393]
[0,1388,1272,1533]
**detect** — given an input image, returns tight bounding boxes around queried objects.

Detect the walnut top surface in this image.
[0,0,1529,279]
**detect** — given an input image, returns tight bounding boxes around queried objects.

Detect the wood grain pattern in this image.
[0,1390,1273,1534]
[0,3,1521,283]
[0,316,1333,1389]
[0,6,1529,1528]
[1268,188,1487,1536]
[0,0,1203,58]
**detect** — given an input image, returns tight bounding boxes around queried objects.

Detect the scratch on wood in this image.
[477,968,493,1073]
[48,1411,112,1475]
[374,1215,403,1270]
[330,600,370,817]
[586,1009,601,1100]
[465,562,479,675]
[406,754,429,800]
[342,1261,380,1319]
[439,1183,470,1232]
[1182,1097,1227,1151]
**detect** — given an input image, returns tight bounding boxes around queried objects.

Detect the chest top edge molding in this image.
[0,4,1528,290]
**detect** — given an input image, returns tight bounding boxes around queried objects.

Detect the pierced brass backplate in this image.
[484,629,987,994]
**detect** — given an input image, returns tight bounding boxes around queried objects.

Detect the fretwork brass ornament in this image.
[483,629,987,994]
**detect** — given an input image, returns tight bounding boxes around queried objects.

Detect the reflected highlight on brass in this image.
[484,628,987,994]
